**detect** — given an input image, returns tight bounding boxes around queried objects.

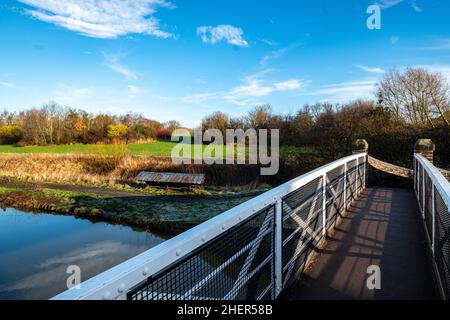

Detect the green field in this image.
[0,141,247,157]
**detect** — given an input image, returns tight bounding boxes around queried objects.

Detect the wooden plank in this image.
[136,172,205,185]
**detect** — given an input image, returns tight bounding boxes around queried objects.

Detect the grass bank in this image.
[0,186,266,234]
[0,146,324,187]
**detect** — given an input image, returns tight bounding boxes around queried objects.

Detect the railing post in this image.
[363,155,366,189]
[431,186,435,257]
[352,139,368,195]
[322,174,327,236]
[356,157,359,195]
[343,163,347,211]
[422,165,426,219]
[274,199,283,298]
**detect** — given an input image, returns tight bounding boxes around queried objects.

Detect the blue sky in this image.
[0,0,449,127]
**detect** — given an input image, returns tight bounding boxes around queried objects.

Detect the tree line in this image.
[1,67,448,167]
[201,68,449,167]
[0,104,181,146]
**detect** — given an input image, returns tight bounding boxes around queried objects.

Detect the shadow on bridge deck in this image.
[283,187,438,300]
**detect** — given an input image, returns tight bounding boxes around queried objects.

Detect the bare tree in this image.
[201,111,230,136]
[377,68,449,127]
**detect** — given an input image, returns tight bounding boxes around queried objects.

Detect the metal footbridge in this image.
[53,141,450,300]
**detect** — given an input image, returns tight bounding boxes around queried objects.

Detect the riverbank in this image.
[0,183,266,234]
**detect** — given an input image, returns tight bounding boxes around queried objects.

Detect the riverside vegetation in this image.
[0,146,319,233]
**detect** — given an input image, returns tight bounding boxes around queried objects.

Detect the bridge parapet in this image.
[368,156,413,179]
[52,153,368,300]
[414,153,450,299]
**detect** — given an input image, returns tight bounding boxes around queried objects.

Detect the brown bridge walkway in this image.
[284,187,438,300]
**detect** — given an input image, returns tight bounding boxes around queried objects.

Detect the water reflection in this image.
[0,208,166,300]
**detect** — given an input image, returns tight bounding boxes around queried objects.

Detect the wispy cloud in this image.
[411,0,422,12]
[376,0,404,9]
[197,25,248,47]
[259,38,278,46]
[0,81,15,88]
[260,41,303,66]
[128,85,143,95]
[54,84,93,101]
[390,36,400,44]
[418,38,450,51]
[376,0,423,12]
[304,80,377,102]
[183,71,305,106]
[260,47,288,66]
[356,64,385,74]
[273,79,302,91]
[103,53,138,81]
[18,0,175,39]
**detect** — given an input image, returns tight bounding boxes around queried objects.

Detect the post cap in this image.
[414,139,435,152]
[353,139,369,151]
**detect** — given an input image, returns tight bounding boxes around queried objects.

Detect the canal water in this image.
[0,208,167,300]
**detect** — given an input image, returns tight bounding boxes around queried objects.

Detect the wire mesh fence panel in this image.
[418,163,423,212]
[435,189,450,298]
[414,159,418,192]
[424,175,433,239]
[326,165,346,229]
[358,157,365,188]
[346,160,358,203]
[281,176,323,287]
[128,206,275,300]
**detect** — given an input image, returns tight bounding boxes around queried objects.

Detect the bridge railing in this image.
[414,154,450,299]
[52,153,367,300]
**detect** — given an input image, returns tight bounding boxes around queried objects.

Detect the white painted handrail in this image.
[415,155,450,209]
[414,154,450,299]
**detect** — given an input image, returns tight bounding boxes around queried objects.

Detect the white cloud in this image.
[274,79,302,91]
[306,80,377,102]
[0,81,15,88]
[197,24,248,47]
[18,0,175,39]
[128,85,142,94]
[103,53,138,81]
[356,65,385,74]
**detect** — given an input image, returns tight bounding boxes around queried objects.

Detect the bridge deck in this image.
[284,187,438,300]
